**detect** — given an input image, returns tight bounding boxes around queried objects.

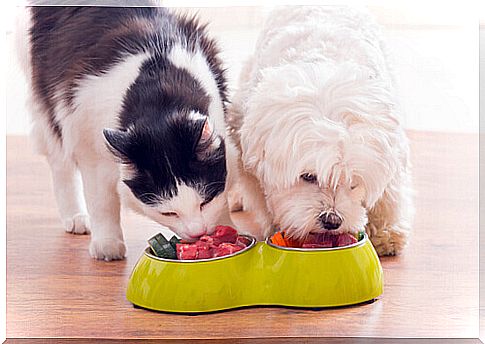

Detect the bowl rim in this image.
[265,232,368,252]
[143,234,257,263]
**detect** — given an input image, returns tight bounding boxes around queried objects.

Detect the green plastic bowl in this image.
[126,233,383,313]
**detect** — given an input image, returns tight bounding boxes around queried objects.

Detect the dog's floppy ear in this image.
[345,135,401,209]
[103,128,131,159]
[350,176,366,202]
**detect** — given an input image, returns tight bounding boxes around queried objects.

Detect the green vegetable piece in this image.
[357,231,365,242]
[169,235,181,250]
[148,237,166,257]
[154,234,177,259]
[152,233,169,246]
[148,233,177,259]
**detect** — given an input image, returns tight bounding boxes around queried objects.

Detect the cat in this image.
[17,4,233,260]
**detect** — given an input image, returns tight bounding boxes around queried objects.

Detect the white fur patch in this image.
[168,44,226,139]
[229,6,413,245]
[14,6,32,81]
[189,110,207,122]
[236,7,404,210]
[61,53,150,161]
[162,183,202,216]
[124,181,226,240]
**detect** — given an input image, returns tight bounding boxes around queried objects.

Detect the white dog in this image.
[227,6,413,255]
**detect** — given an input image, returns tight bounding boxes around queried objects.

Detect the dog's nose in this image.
[319,212,342,230]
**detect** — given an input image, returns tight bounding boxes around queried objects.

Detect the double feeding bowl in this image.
[126,233,383,313]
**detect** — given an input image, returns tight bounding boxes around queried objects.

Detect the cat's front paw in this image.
[89,237,126,261]
[63,213,91,235]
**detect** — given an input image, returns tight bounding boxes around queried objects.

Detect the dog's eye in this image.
[160,211,179,217]
[350,184,358,190]
[300,173,317,184]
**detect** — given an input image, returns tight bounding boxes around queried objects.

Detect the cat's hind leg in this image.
[31,119,90,234]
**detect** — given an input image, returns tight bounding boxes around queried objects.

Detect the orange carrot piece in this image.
[271,232,287,247]
[281,231,300,247]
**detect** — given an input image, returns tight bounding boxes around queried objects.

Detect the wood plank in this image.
[4,338,484,344]
[6,131,479,339]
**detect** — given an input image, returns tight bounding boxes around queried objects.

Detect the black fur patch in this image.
[29,4,228,206]
[106,111,226,205]
[29,4,227,138]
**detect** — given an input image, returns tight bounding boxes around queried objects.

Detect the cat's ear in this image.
[195,118,221,159]
[103,128,131,159]
[199,117,214,145]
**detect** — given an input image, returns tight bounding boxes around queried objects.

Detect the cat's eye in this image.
[300,173,317,184]
[350,184,358,190]
[160,211,178,217]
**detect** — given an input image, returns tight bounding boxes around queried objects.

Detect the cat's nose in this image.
[187,223,207,238]
[318,212,342,230]
[188,231,206,239]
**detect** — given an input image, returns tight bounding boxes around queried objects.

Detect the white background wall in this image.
[5,2,480,134]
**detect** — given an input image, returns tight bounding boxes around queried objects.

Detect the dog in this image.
[227,6,413,255]
[16,4,233,260]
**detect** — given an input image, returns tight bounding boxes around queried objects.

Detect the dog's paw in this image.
[89,238,126,261]
[369,226,408,256]
[63,213,91,235]
[255,214,274,240]
[227,185,244,212]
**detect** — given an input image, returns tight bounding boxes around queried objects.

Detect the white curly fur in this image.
[228,6,413,255]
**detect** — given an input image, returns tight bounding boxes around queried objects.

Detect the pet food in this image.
[148,233,177,259]
[148,226,250,260]
[270,230,362,249]
[212,243,244,258]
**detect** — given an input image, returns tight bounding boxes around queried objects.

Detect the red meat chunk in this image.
[303,233,333,247]
[199,235,214,245]
[213,243,243,257]
[195,241,213,259]
[174,226,248,260]
[194,240,209,248]
[176,243,198,260]
[298,231,357,249]
[236,236,251,248]
[302,243,333,248]
[176,242,213,260]
[301,233,317,245]
[212,225,238,244]
[336,233,358,247]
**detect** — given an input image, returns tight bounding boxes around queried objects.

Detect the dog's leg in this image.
[225,146,269,239]
[233,166,273,240]
[78,158,126,261]
[225,69,273,239]
[366,171,413,256]
[215,142,238,228]
[225,137,273,240]
[32,120,90,234]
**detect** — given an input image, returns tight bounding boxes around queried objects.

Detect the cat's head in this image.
[103,110,227,240]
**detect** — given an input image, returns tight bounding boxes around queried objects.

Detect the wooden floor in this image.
[6,132,479,340]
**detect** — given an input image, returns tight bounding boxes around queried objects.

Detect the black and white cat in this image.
[17,5,233,260]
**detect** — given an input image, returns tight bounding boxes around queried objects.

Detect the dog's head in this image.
[240,62,405,239]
